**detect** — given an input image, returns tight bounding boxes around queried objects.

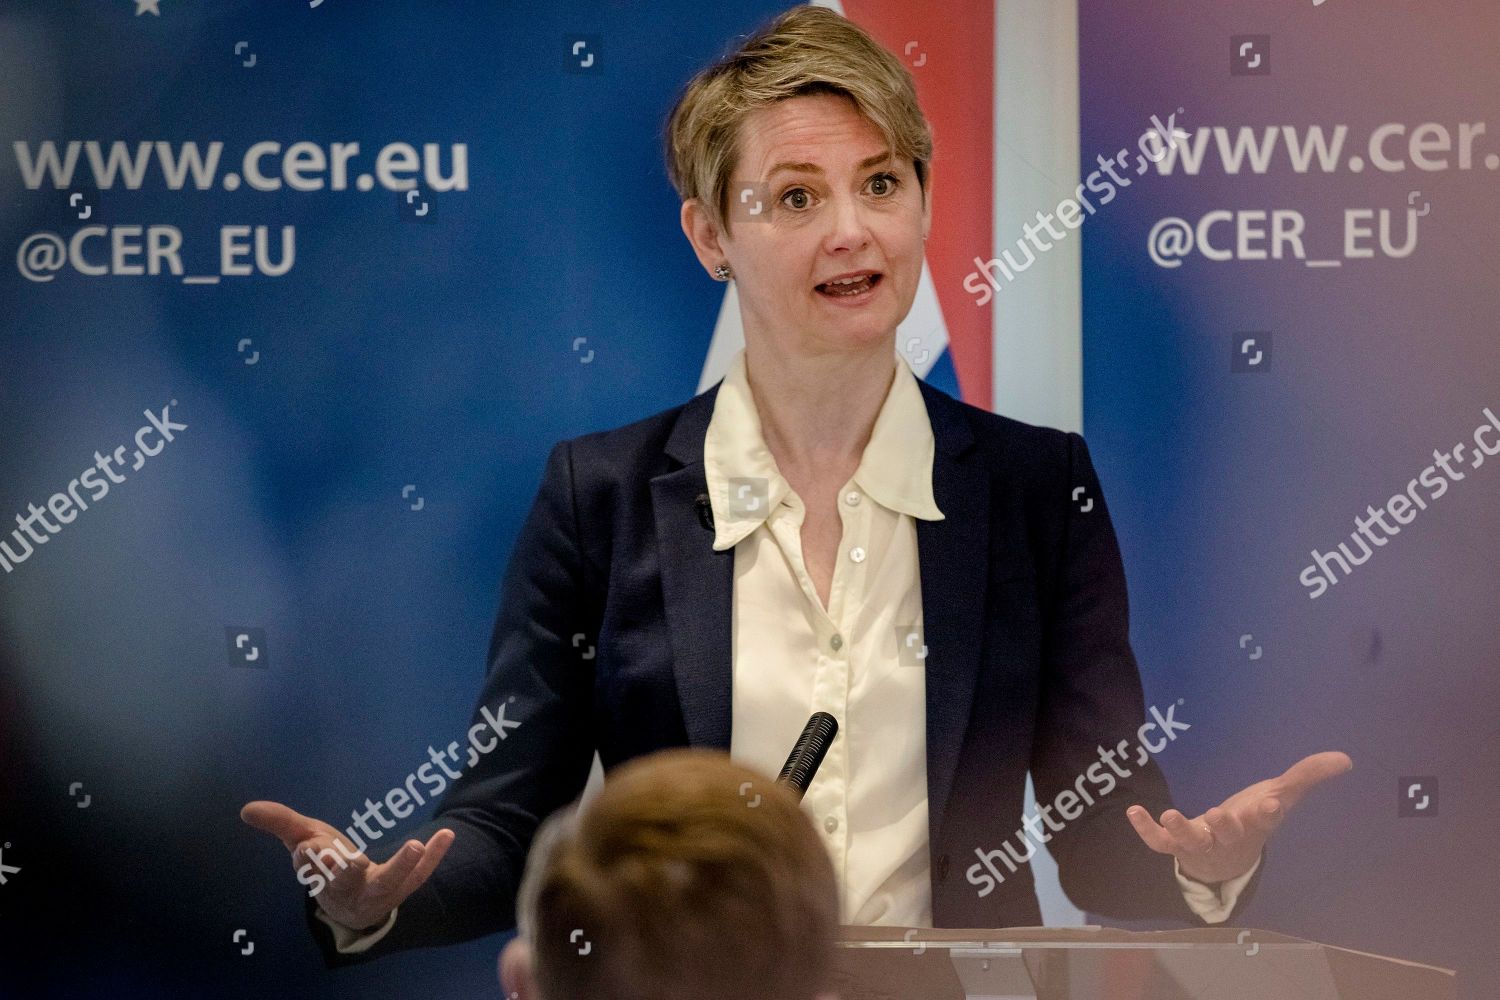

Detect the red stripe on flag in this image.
[842,0,994,408]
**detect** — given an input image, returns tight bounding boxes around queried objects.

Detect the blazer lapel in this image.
[915,381,990,841]
[651,384,734,750]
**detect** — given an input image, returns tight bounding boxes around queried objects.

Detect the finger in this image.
[393,828,456,901]
[1275,752,1353,806]
[1161,809,1214,853]
[369,840,428,898]
[1126,805,1179,855]
[242,801,327,853]
[1200,803,1248,851]
[1204,806,1247,848]
[1244,796,1286,836]
[297,833,370,869]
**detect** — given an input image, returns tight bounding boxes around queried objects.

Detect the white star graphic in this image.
[135,0,161,16]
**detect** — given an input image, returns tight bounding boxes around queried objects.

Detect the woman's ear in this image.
[681,198,730,278]
[498,937,535,1000]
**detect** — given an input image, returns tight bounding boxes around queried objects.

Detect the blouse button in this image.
[824,815,839,834]
[830,634,843,651]
[844,491,861,507]
[849,546,866,563]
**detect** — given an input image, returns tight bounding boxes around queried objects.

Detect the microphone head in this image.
[776,712,839,798]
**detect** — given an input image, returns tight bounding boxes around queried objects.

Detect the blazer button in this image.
[937,854,950,882]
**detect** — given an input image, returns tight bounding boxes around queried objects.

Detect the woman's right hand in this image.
[241,800,455,931]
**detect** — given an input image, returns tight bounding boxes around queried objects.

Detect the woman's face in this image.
[683,92,931,359]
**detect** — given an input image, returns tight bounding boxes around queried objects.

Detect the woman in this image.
[244,6,1349,959]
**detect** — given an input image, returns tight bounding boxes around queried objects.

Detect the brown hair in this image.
[519,748,839,1000]
[664,5,933,238]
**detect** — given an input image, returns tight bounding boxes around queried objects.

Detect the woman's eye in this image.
[781,188,811,210]
[870,172,900,195]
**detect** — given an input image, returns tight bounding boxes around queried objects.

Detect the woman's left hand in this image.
[1125,751,1353,884]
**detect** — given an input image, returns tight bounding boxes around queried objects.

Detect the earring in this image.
[714,263,732,281]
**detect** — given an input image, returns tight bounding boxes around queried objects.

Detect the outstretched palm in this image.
[1126,751,1353,884]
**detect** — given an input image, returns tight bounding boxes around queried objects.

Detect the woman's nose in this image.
[823,195,873,253]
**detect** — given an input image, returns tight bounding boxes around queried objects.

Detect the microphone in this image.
[776,712,839,800]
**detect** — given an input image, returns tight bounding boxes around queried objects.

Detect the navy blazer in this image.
[312,376,1258,962]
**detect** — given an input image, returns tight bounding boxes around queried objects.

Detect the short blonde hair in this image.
[518,748,840,1000]
[664,5,934,238]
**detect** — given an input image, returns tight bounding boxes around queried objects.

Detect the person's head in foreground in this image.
[667,5,933,361]
[498,749,839,1000]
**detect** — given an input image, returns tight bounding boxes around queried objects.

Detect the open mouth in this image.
[815,273,883,299]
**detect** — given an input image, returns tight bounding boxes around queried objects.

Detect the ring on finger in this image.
[1201,822,1216,853]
